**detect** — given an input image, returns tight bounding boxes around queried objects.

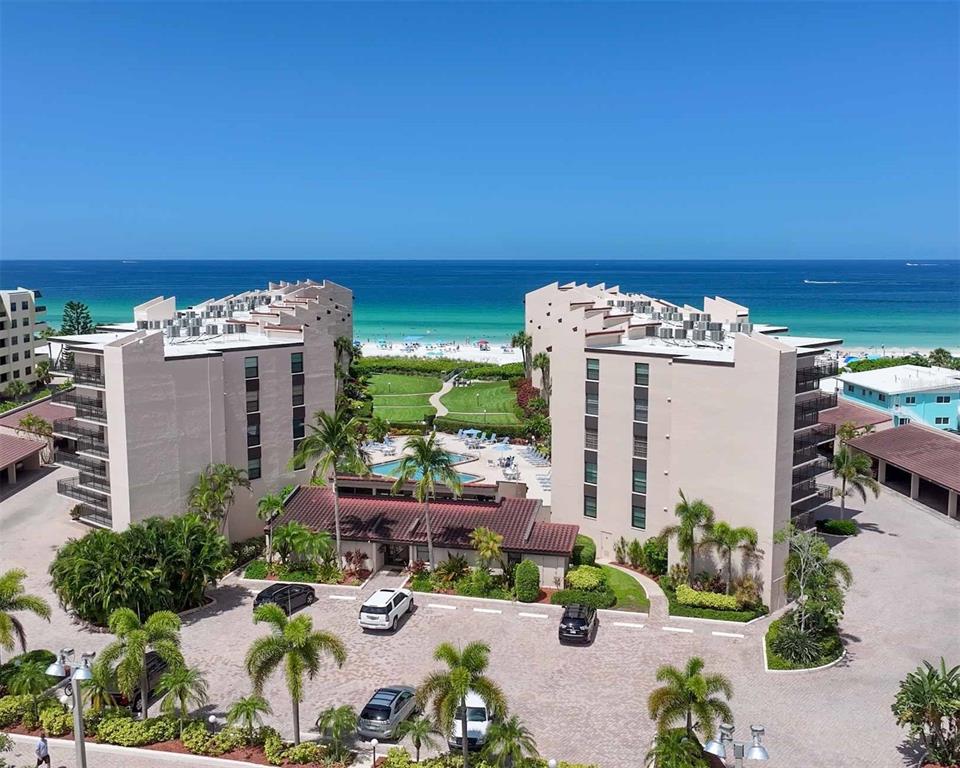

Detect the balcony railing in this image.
[53,418,103,441]
[54,450,108,478]
[53,389,107,422]
[794,423,836,451]
[791,487,834,517]
[792,444,820,466]
[70,503,112,528]
[795,359,839,393]
[792,457,830,485]
[794,392,838,429]
[53,362,105,386]
[58,478,110,509]
[792,478,819,501]
[75,437,109,458]
[78,472,110,492]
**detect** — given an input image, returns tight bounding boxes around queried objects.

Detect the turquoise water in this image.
[370,452,481,484]
[2,259,958,348]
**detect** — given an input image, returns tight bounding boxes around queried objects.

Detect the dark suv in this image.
[107,651,168,714]
[558,604,599,645]
[254,583,317,615]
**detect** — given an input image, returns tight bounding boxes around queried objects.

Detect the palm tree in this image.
[157,665,209,736]
[289,406,368,560]
[257,485,293,564]
[836,420,874,445]
[511,331,533,380]
[3,380,29,401]
[187,463,252,535]
[246,603,346,745]
[367,415,390,444]
[98,608,184,720]
[482,715,539,768]
[33,360,53,388]
[395,716,442,762]
[315,704,357,761]
[832,446,880,519]
[928,348,954,368]
[79,662,119,713]
[659,490,715,585]
[16,414,53,463]
[700,522,758,594]
[417,641,506,768]
[644,730,709,768]
[532,351,551,407]
[0,568,51,662]
[226,694,272,743]
[647,656,733,740]
[469,527,504,571]
[8,662,52,721]
[391,433,463,567]
[334,336,354,394]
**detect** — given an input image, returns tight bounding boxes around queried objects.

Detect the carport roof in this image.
[850,424,960,494]
[0,434,45,469]
[818,399,889,429]
[279,488,579,556]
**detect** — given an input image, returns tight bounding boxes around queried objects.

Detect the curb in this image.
[413,589,564,611]
[663,612,765,628]
[761,635,846,673]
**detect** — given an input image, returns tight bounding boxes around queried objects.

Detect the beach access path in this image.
[429,377,455,416]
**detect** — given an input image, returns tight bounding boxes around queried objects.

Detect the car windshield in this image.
[361,605,390,614]
[455,707,488,722]
[360,705,391,721]
[563,616,587,626]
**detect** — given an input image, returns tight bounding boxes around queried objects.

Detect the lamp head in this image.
[746,725,769,761]
[371,739,379,747]
[547,761,557,768]
[703,739,726,758]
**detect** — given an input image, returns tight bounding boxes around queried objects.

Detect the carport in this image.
[849,424,960,519]
[0,434,45,488]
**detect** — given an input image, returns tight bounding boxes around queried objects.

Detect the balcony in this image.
[53,390,107,423]
[792,478,819,501]
[792,444,820,466]
[78,472,110,492]
[71,504,112,528]
[794,423,836,451]
[53,361,105,386]
[794,392,838,429]
[75,437,109,459]
[795,359,839,393]
[792,457,830,485]
[58,477,110,509]
[53,418,103,442]
[791,487,834,518]
[54,450,108,477]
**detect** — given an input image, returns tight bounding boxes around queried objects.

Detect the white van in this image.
[448,690,494,751]
[358,588,413,631]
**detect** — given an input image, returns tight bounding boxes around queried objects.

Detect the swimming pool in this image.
[370,452,481,484]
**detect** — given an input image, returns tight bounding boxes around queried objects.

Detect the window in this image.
[584,495,597,519]
[247,455,261,480]
[845,383,854,393]
[0,357,5,365]
[246,413,261,447]
[23,350,30,359]
[293,414,305,439]
[12,370,20,379]
[905,395,916,405]
[25,366,31,376]
[898,417,911,425]
[634,396,648,422]
[631,502,646,529]
[634,363,649,386]
[11,353,18,363]
[416,545,430,562]
[936,395,951,404]
[585,429,598,449]
[586,358,599,381]
[0,373,6,383]
[878,393,886,402]
[633,469,647,494]
[585,392,599,416]
[21,318,28,327]
[935,417,950,425]
[584,461,598,484]
[245,380,259,413]
[21,335,28,344]
[861,388,866,396]
[20,301,27,311]
[292,380,304,407]
[633,435,647,458]
[292,439,305,470]
[291,352,303,374]
[10,335,17,345]
[244,356,259,379]
[10,319,16,329]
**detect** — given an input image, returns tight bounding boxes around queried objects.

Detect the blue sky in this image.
[1,2,957,261]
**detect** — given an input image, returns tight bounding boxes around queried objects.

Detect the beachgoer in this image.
[35,731,50,767]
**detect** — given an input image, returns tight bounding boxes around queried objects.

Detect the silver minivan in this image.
[356,686,417,739]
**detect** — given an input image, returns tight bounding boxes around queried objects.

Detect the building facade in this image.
[837,365,960,431]
[0,288,47,390]
[52,279,352,539]
[526,282,841,609]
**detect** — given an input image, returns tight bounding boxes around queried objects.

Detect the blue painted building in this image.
[837,365,960,431]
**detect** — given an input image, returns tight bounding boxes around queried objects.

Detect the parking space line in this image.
[473,607,502,614]
[711,631,745,639]
[612,621,645,628]
[662,626,694,633]
[427,603,457,610]
[328,595,355,601]
[518,612,549,619]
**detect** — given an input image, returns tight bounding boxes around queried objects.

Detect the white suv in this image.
[448,690,494,751]
[358,588,413,631]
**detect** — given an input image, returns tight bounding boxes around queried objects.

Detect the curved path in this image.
[428,377,455,417]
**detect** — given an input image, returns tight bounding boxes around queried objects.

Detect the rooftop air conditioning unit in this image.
[188,326,200,337]
[708,330,724,341]
[674,329,687,339]
[205,324,218,335]
[708,322,722,331]
[691,329,706,341]
[739,322,754,333]
[167,326,180,338]
[658,327,673,339]
[682,320,695,330]
[136,321,148,330]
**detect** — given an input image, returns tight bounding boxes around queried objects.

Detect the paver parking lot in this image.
[3,467,959,767]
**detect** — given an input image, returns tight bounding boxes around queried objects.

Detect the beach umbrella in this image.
[403,335,423,342]
[477,339,489,344]
[494,442,512,452]
[463,428,481,436]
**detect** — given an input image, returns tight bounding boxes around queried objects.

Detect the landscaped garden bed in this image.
[764,616,843,670]
[243,522,370,586]
[815,518,858,537]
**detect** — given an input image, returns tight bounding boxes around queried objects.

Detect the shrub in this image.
[39,704,73,736]
[765,616,843,670]
[181,720,215,754]
[513,560,540,602]
[675,584,740,611]
[0,650,56,694]
[409,559,429,575]
[95,711,179,746]
[231,536,266,567]
[244,560,269,579]
[433,554,470,584]
[0,694,30,727]
[455,569,510,600]
[571,535,596,567]
[613,537,628,565]
[733,575,761,609]
[565,565,605,591]
[642,537,668,576]
[550,588,616,609]
[409,572,434,592]
[669,563,689,585]
[283,741,327,764]
[383,747,416,768]
[770,622,826,666]
[433,417,529,439]
[627,539,645,569]
[816,519,858,537]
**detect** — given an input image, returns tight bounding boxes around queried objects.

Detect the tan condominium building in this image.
[51,279,352,540]
[0,288,47,390]
[526,282,841,609]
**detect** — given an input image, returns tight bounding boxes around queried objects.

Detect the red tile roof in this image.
[818,399,889,429]
[850,424,960,493]
[0,400,74,429]
[0,434,45,468]
[279,488,578,556]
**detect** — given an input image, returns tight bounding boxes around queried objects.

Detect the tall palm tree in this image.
[315,704,357,762]
[226,694,272,743]
[659,490,715,584]
[700,522,758,594]
[532,351,551,407]
[395,716,442,762]
[644,730,709,768]
[187,463,251,535]
[246,603,346,745]
[416,641,506,768]
[647,656,733,740]
[367,415,390,444]
[257,485,294,564]
[832,446,880,519]
[483,715,539,768]
[157,665,209,737]
[289,406,369,560]
[33,360,53,387]
[334,336,354,392]
[511,331,533,380]
[391,433,463,567]
[78,662,119,714]
[0,569,51,662]
[98,608,184,720]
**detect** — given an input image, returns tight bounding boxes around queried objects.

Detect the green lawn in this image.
[370,374,441,423]
[440,381,522,425]
[368,373,442,396]
[600,565,650,612]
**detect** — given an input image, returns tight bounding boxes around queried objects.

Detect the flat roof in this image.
[0,434,45,468]
[818,399,890,429]
[849,424,960,494]
[53,329,302,357]
[838,365,960,395]
[0,399,74,429]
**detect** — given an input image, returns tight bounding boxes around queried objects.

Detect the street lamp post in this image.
[371,738,379,766]
[47,649,95,768]
[705,724,769,767]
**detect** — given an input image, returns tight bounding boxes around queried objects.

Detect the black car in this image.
[106,651,168,714]
[558,604,598,644]
[254,583,317,615]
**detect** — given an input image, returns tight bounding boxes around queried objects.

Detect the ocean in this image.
[2,259,958,349]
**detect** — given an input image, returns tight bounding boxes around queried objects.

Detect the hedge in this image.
[572,535,596,567]
[816,519,858,537]
[514,560,541,602]
[642,538,668,576]
[434,416,529,438]
[675,584,740,611]
[550,587,616,609]
[565,565,605,591]
[95,711,179,746]
[661,577,766,622]
[460,363,525,380]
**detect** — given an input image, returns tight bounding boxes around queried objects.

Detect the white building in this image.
[0,287,47,390]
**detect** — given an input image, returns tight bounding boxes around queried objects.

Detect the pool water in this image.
[370,452,481,484]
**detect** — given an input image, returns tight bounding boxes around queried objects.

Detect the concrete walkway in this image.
[603,561,669,621]
[429,377,455,417]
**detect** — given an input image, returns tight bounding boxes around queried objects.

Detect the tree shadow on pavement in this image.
[182,583,250,625]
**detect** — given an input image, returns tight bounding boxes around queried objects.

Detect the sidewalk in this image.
[429,377,455,416]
